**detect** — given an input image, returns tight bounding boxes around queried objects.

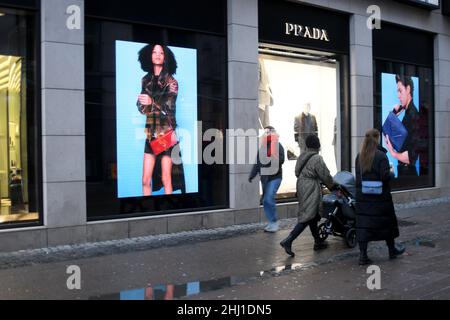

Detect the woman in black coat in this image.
[355,129,405,265]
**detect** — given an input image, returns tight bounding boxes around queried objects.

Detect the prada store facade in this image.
[0,0,449,252]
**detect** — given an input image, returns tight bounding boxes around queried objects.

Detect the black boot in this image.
[359,242,373,266]
[280,235,295,257]
[359,252,373,266]
[388,241,405,259]
[359,251,373,266]
[280,223,307,258]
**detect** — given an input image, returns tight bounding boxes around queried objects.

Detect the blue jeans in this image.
[262,178,282,224]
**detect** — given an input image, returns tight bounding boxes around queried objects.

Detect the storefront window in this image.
[373,23,435,190]
[0,6,40,227]
[258,47,348,198]
[85,1,228,220]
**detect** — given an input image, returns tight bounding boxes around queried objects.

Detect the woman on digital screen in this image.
[137,44,185,196]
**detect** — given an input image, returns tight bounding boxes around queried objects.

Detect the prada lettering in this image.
[285,23,330,42]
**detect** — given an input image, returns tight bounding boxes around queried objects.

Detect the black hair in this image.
[396,74,414,96]
[138,44,177,75]
[306,135,321,150]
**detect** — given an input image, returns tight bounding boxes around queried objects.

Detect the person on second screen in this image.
[249,127,285,233]
[137,44,185,196]
[385,75,420,178]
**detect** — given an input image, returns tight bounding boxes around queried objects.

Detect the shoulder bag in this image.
[150,128,178,156]
[298,153,316,177]
[149,105,178,156]
[360,162,383,195]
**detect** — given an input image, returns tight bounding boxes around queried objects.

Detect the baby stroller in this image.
[319,171,357,248]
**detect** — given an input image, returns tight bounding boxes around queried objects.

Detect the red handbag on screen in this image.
[150,129,178,156]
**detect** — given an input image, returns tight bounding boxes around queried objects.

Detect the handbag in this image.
[149,105,178,156]
[382,112,408,151]
[361,180,383,195]
[150,129,178,156]
[360,161,383,195]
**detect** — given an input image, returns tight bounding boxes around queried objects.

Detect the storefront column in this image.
[227,0,260,211]
[350,14,374,172]
[434,34,450,195]
[41,0,86,239]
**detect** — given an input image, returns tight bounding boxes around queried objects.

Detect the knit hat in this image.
[306,135,321,150]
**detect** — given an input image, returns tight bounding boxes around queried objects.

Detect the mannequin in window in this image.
[258,58,274,129]
[294,103,318,154]
[10,169,24,211]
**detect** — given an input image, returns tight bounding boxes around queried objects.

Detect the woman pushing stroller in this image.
[280,135,338,257]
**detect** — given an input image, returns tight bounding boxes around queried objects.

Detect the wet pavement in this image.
[0,201,449,300]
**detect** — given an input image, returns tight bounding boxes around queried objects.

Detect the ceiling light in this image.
[0,13,5,17]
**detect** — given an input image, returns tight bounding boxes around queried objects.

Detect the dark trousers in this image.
[289,215,321,242]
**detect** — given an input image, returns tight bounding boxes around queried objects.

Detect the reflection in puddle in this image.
[90,263,317,300]
[416,240,436,248]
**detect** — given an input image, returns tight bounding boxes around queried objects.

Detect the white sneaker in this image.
[264,222,280,233]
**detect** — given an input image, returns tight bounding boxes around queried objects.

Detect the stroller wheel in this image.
[345,228,357,248]
[318,223,329,242]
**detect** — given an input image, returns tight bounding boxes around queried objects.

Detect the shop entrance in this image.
[258,44,342,199]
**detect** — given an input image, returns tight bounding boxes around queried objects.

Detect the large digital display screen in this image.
[116,41,198,198]
[381,73,421,179]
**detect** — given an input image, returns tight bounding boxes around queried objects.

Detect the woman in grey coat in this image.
[280,135,337,257]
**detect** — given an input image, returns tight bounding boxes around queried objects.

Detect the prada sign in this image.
[259,0,349,54]
[285,23,330,42]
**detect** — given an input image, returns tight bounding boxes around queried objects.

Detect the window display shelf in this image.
[1,199,11,206]
[1,198,11,216]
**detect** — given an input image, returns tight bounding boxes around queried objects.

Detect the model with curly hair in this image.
[137,44,185,196]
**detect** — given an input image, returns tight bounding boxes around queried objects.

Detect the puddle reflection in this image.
[90,263,315,300]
